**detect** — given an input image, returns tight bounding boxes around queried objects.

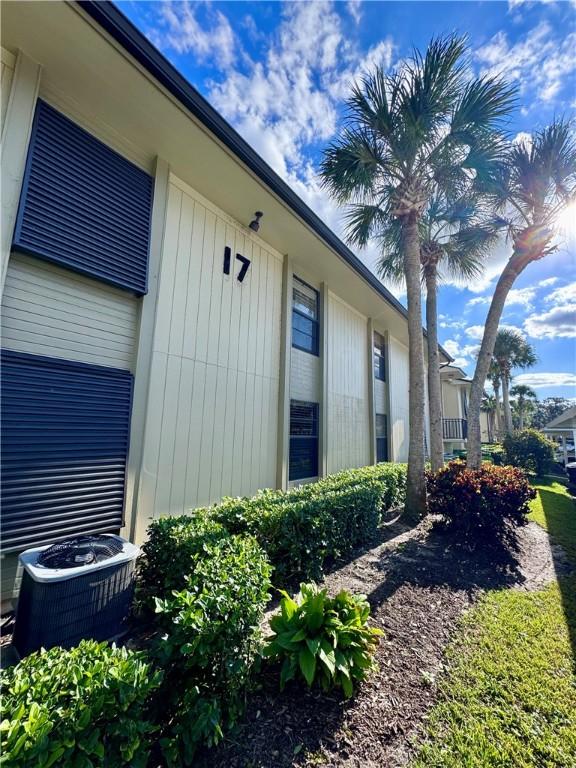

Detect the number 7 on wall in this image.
[223,247,251,283]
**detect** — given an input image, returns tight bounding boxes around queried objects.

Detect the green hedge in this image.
[152,534,272,766]
[141,463,406,589]
[0,641,162,768]
[136,510,229,610]
[208,462,405,582]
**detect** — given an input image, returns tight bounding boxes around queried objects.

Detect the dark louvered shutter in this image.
[1,350,133,552]
[13,100,153,295]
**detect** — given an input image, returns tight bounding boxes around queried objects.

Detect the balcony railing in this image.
[443,418,467,440]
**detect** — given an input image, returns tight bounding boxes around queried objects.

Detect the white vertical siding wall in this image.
[137,175,283,529]
[326,293,370,474]
[1,47,15,131]
[388,336,410,462]
[1,253,139,370]
[442,380,461,420]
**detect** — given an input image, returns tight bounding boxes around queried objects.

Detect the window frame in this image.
[289,399,319,481]
[292,276,320,356]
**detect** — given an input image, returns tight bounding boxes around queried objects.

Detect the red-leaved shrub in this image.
[427,461,536,552]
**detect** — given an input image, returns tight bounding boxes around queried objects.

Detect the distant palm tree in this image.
[486,360,503,438]
[320,35,515,516]
[492,329,537,434]
[481,392,498,443]
[510,383,537,430]
[377,194,499,470]
[467,121,576,467]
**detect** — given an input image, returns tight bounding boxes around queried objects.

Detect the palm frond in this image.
[319,128,383,204]
[450,75,517,134]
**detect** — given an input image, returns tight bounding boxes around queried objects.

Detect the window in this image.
[289,400,319,480]
[376,413,388,462]
[373,332,386,381]
[292,277,319,355]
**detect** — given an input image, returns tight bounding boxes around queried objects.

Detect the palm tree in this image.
[486,360,503,438]
[492,329,537,434]
[467,121,576,467]
[320,35,515,518]
[377,194,499,471]
[481,393,498,443]
[510,383,537,430]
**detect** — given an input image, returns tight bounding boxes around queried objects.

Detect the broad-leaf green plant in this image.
[264,584,382,698]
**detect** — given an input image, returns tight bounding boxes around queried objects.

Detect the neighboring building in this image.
[541,406,576,465]
[440,365,492,455]
[0,1,450,606]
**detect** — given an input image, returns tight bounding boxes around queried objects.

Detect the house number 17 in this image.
[223,247,251,283]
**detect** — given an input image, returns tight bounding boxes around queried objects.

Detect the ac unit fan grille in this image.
[38,535,123,569]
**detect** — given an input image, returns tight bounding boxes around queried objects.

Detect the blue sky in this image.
[118,0,576,400]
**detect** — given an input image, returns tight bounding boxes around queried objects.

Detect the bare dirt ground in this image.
[199,519,572,768]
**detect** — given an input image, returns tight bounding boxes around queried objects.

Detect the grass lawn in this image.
[412,480,576,768]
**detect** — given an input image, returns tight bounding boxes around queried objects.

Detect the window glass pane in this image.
[293,277,318,320]
[373,332,386,381]
[293,329,314,352]
[376,437,388,462]
[376,414,388,461]
[293,312,313,334]
[290,401,318,436]
[289,401,319,480]
[376,413,387,438]
[292,307,319,354]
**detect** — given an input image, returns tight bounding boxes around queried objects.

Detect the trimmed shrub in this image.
[136,511,229,610]
[0,640,161,768]
[503,429,555,475]
[213,463,407,582]
[153,534,271,767]
[264,583,382,698]
[427,461,536,552]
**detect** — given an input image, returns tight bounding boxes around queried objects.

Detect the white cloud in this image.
[513,131,532,149]
[538,277,559,288]
[467,287,536,311]
[545,281,576,305]
[448,235,511,294]
[524,304,576,338]
[443,338,480,370]
[476,21,576,106]
[465,323,524,341]
[439,315,467,329]
[465,325,486,341]
[347,0,362,25]
[150,0,238,69]
[506,287,537,309]
[514,372,576,390]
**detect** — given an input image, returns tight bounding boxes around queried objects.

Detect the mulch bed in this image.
[198,519,571,768]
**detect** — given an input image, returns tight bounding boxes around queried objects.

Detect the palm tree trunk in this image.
[518,406,524,431]
[494,383,503,440]
[467,254,528,468]
[425,268,444,472]
[402,214,427,519]
[502,375,513,434]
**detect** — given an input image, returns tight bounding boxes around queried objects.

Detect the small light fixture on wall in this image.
[249,211,263,232]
